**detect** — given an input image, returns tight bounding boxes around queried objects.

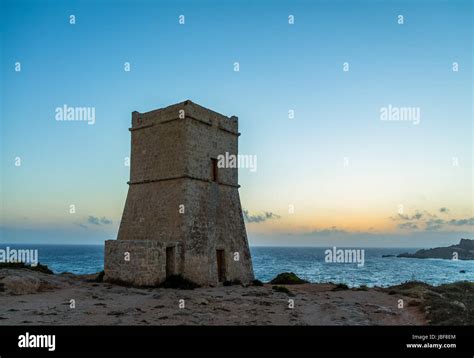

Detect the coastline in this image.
[1,244,472,286]
[1,267,472,326]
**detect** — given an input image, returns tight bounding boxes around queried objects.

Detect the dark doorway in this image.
[166,246,175,277]
[211,158,218,182]
[216,249,225,282]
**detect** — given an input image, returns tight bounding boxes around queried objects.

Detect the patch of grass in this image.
[332,283,349,291]
[386,281,474,325]
[385,281,431,299]
[0,262,53,275]
[272,285,294,296]
[425,282,474,325]
[434,281,474,294]
[252,279,264,287]
[356,284,368,291]
[159,274,200,290]
[269,272,309,285]
[30,263,54,274]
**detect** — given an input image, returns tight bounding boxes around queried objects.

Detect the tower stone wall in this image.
[104,100,254,286]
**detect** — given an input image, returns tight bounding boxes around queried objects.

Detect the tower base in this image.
[104,240,168,286]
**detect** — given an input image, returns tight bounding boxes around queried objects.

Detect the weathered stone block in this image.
[104,240,165,286]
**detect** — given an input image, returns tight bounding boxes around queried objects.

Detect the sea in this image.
[1,244,473,287]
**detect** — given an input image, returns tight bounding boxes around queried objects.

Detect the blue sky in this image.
[0,0,472,246]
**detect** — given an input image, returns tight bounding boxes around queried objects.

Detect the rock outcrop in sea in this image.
[398,239,474,260]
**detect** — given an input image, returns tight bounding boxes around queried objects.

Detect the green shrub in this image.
[385,281,474,325]
[332,283,349,291]
[269,272,309,285]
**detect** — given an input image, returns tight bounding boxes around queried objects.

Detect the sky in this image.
[0,0,472,247]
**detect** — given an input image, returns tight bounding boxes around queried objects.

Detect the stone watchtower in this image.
[104,100,254,286]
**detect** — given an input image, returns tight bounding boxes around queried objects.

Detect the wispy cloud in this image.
[392,208,473,231]
[448,218,474,226]
[396,211,424,221]
[308,226,348,235]
[397,222,419,230]
[87,216,112,225]
[243,210,280,223]
[77,215,113,229]
[425,218,446,231]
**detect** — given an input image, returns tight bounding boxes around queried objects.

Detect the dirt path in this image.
[0,269,426,325]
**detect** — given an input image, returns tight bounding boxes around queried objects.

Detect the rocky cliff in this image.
[398,238,474,260]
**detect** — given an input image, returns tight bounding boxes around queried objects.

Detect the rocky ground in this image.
[0,267,471,326]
